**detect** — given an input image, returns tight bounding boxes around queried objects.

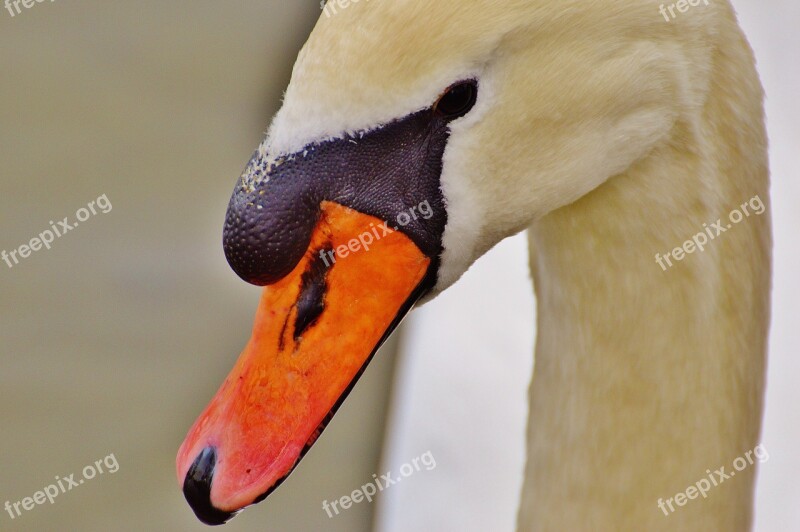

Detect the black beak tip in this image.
[183,447,236,526]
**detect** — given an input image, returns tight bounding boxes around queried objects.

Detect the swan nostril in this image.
[183,447,235,526]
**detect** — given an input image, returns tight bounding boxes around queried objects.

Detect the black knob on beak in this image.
[223,176,319,287]
[223,108,451,287]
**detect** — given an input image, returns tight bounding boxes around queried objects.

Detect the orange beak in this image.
[176,201,431,524]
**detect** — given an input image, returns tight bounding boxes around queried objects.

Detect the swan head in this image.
[177,0,710,523]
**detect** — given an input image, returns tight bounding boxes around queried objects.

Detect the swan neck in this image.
[517,29,771,530]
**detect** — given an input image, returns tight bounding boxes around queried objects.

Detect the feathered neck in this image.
[518,15,771,532]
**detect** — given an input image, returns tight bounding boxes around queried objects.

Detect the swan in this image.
[176,0,772,529]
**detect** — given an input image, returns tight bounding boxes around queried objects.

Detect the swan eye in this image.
[434,80,478,120]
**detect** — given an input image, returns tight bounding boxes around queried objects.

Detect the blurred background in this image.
[0,1,797,531]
